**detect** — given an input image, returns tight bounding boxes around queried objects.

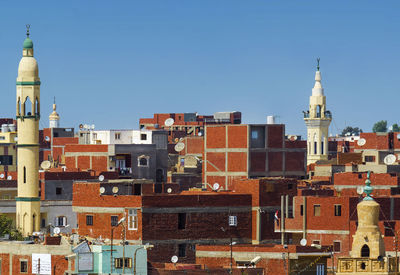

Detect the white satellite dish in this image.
[357,138,366,146]
[112,186,119,194]
[45,136,50,142]
[171,255,178,263]
[164,118,175,127]
[41,161,51,170]
[300,238,307,246]
[84,124,89,129]
[213,183,220,191]
[99,187,105,194]
[384,154,396,165]
[174,142,185,152]
[91,124,95,130]
[7,175,12,180]
[356,186,364,195]
[397,134,400,140]
[98,175,105,182]
[0,174,4,179]
[14,137,18,142]
[53,227,61,235]
[198,131,203,136]
[167,188,172,193]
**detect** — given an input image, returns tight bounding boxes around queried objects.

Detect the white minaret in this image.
[49,97,60,128]
[304,59,332,165]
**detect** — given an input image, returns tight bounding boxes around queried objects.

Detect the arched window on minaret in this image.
[321,134,325,155]
[316,105,321,118]
[23,166,26,183]
[313,133,317,155]
[35,97,39,116]
[32,214,36,232]
[24,96,33,116]
[17,97,21,116]
[361,244,370,257]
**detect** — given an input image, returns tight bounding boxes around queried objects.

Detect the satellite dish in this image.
[99,187,105,194]
[98,175,105,182]
[91,124,95,130]
[288,135,298,141]
[213,183,220,191]
[41,161,51,170]
[167,188,172,193]
[357,138,366,146]
[174,142,185,152]
[384,154,396,165]
[356,186,364,195]
[171,255,178,263]
[0,174,4,179]
[300,238,307,246]
[7,175,12,180]
[53,227,61,235]
[397,133,400,140]
[112,186,119,194]
[164,118,174,127]
[14,137,18,142]
[84,124,89,129]
[198,131,203,137]
[45,136,50,142]
[79,124,84,129]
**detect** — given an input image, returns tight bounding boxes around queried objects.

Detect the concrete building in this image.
[15,27,41,236]
[0,122,17,178]
[304,60,332,165]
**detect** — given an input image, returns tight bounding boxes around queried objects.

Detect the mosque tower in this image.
[304,59,332,166]
[15,25,41,236]
[49,97,60,128]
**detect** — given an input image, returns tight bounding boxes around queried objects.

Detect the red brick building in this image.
[204,124,306,190]
[72,181,252,263]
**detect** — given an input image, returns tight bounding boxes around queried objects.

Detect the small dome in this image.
[23,38,33,49]
[17,57,39,79]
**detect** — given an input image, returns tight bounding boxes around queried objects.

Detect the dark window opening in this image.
[321,141,324,154]
[314,142,317,154]
[312,240,320,245]
[334,205,342,216]
[41,218,46,228]
[178,213,186,230]
[361,262,366,270]
[111,215,118,226]
[134,184,142,196]
[56,187,62,195]
[288,183,293,190]
[141,134,147,140]
[178,244,187,257]
[365,156,375,162]
[316,105,321,118]
[154,183,162,193]
[20,260,28,273]
[300,205,304,216]
[86,215,93,226]
[23,166,26,183]
[139,157,148,166]
[361,244,370,257]
[358,174,362,179]
[0,155,13,166]
[333,241,341,252]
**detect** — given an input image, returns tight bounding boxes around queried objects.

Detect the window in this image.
[300,205,304,216]
[333,241,341,252]
[251,130,258,139]
[178,244,187,257]
[178,213,186,230]
[23,166,26,183]
[86,215,93,226]
[314,142,317,154]
[334,205,342,216]
[312,240,320,245]
[92,133,97,140]
[229,215,238,226]
[321,142,324,154]
[56,187,62,195]
[41,218,46,228]
[20,260,28,273]
[114,258,132,268]
[128,209,138,230]
[138,156,149,167]
[55,216,67,227]
[0,156,12,165]
[361,244,370,257]
[111,215,118,227]
[140,134,147,140]
[314,205,321,216]
[115,133,121,140]
[365,156,375,162]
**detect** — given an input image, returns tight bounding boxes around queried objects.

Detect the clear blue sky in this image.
[0,1,399,137]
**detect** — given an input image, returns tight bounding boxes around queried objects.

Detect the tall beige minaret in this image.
[49,97,60,128]
[15,25,41,236]
[304,59,332,165]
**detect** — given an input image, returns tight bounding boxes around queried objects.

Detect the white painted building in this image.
[84,129,154,145]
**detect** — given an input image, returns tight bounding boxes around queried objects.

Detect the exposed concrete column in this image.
[303,196,307,239]
[281,195,285,245]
